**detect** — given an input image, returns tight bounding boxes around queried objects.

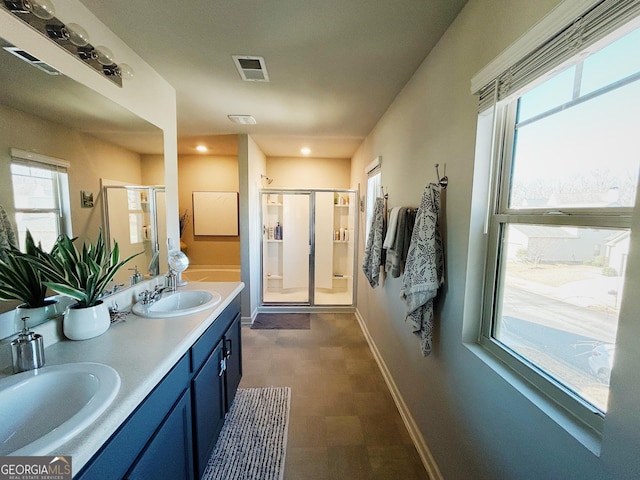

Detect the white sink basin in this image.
[132,290,222,318]
[0,362,120,456]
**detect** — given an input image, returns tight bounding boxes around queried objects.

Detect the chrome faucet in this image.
[139,285,169,305]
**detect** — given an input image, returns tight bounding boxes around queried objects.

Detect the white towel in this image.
[401,184,444,356]
[383,207,401,250]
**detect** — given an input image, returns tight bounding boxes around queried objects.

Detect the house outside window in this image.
[479,15,640,431]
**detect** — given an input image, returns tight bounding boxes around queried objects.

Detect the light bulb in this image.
[95,45,114,66]
[67,23,89,47]
[118,63,134,80]
[31,0,54,19]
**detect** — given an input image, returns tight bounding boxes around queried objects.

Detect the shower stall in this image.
[260,189,357,307]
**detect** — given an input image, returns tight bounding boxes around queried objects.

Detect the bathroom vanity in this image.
[2,282,244,479]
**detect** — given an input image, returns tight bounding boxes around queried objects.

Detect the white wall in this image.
[238,134,266,321]
[352,0,640,478]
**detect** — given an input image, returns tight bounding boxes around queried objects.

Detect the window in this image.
[480,21,640,428]
[364,157,382,241]
[10,151,71,252]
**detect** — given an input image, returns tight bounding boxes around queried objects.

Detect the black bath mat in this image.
[251,313,311,330]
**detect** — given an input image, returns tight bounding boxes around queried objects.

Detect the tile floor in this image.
[239,312,429,480]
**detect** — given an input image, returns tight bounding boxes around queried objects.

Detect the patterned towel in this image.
[362,197,386,288]
[0,205,17,262]
[401,184,444,356]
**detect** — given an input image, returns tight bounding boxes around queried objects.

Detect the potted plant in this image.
[33,230,141,340]
[0,231,59,327]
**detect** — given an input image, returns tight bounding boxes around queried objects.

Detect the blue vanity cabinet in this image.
[125,389,194,480]
[224,313,242,410]
[74,295,242,480]
[190,296,242,478]
[191,340,226,478]
[75,355,191,480]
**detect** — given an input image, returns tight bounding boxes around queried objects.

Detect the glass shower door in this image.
[261,191,311,304]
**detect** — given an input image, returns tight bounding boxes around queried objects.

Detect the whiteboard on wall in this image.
[192,191,239,236]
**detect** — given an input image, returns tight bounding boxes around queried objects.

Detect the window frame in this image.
[480,60,636,432]
[10,153,72,251]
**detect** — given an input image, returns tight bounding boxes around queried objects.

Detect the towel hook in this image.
[435,163,448,189]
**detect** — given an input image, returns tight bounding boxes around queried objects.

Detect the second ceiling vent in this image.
[232,55,269,82]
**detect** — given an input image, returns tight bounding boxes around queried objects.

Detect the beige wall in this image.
[178,154,240,267]
[141,154,165,186]
[348,0,640,479]
[0,104,143,244]
[267,156,350,189]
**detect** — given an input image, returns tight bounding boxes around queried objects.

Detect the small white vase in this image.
[63,301,110,341]
[15,299,59,329]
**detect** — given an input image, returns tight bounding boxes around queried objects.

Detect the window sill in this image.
[463,341,602,456]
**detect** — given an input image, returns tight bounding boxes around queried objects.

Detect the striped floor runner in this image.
[202,387,291,480]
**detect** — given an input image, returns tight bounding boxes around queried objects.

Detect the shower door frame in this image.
[259,188,358,309]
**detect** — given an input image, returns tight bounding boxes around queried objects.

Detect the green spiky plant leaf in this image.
[0,230,51,307]
[30,230,142,308]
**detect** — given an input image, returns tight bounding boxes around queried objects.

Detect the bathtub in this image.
[182,267,241,282]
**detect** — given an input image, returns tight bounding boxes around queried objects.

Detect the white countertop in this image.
[4,281,244,476]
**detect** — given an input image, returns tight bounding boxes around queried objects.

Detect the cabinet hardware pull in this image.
[225,339,232,359]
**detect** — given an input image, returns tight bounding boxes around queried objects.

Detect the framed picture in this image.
[81,190,94,208]
[192,191,239,236]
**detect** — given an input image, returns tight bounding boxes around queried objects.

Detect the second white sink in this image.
[132,290,222,318]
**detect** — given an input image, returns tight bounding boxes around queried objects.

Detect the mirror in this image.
[0,36,166,315]
[103,185,168,287]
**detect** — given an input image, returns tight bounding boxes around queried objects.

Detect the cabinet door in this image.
[192,340,226,479]
[224,313,242,410]
[126,389,193,480]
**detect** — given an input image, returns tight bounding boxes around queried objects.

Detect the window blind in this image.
[476,0,640,111]
[10,148,70,170]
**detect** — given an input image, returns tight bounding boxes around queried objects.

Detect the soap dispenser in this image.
[129,265,143,285]
[11,317,45,373]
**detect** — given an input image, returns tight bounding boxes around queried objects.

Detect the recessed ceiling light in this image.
[301,147,311,155]
[196,145,208,153]
[228,115,257,125]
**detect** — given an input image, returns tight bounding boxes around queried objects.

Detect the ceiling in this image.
[81,0,466,158]
[74,1,468,158]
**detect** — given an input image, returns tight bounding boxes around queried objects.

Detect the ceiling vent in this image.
[3,46,61,75]
[232,55,269,82]
[228,115,257,125]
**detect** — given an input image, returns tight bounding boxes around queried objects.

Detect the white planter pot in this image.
[15,299,59,329]
[63,301,110,341]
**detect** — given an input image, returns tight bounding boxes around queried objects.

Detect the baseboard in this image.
[354,309,443,480]
[241,307,259,326]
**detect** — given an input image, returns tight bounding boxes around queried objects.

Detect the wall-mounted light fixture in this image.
[2,0,133,87]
